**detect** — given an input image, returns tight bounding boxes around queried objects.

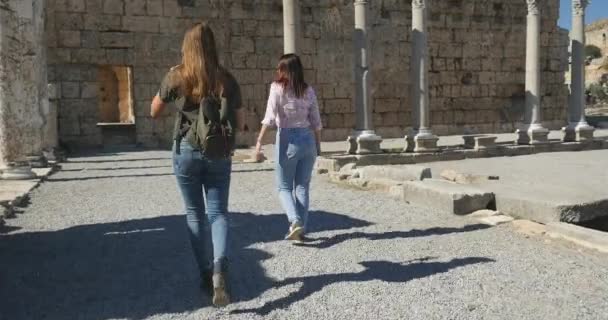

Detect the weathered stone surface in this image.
[469,209,502,217]
[329,172,351,182]
[45,0,569,148]
[463,135,497,150]
[440,169,497,184]
[315,158,341,172]
[546,222,608,254]
[392,179,494,215]
[0,0,48,177]
[356,165,431,182]
[478,215,515,226]
[339,163,357,174]
[0,180,40,205]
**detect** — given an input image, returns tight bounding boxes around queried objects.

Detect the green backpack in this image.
[175,92,235,159]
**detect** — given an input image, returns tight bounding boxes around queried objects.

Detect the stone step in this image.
[390,179,494,215]
[546,222,608,254]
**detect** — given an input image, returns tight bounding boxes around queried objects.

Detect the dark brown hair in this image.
[275,53,308,98]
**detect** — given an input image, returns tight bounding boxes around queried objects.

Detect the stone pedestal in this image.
[517,125,549,145]
[463,135,497,150]
[413,133,439,153]
[348,131,382,154]
[563,124,595,142]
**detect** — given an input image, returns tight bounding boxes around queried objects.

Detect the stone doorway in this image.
[96,66,136,146]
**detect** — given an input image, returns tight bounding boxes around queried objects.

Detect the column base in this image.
[347,131,383,154]
[0,162,36,180]
[414,134,439,153]
[562,123,595,142]
[516,125,549,145]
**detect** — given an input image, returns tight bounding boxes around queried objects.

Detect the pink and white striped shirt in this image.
[261,82,323,130]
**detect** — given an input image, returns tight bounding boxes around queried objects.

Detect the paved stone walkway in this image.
[1,150,607,320]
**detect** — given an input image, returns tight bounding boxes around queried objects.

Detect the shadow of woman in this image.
[227,210,373,303]
[231,256,496,316]
[0,210,372,319]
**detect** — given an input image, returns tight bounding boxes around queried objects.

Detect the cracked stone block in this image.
[478,215,515,226]
[393,179,494,215]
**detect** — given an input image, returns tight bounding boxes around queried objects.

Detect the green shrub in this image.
[588,83,608,103]
[585,45,602,60]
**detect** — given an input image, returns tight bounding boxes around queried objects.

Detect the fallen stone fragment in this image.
[440,169,498,184]
[478,215,515,226]
[329,172,351,182]
[469,209,502,217]
[356,165,431,182]
[339,163,357,174]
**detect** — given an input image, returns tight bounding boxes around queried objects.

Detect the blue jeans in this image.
[275,128,317,233]
[173,141,231,274]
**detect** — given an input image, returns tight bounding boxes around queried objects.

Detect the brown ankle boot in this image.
[211,258,230,307]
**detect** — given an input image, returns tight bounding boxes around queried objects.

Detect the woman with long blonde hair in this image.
[151,22,244,307]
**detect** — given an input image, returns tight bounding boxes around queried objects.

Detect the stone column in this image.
[405,0,438,153]
[282,0,300,54]
[347,0,382,154]
[517,0,549,145]
[563,0,595,142]
[0,0,47,179]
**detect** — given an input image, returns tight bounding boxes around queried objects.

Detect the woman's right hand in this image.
[255,141,262,154]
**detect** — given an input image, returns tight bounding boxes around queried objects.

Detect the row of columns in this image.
[0,0,58,180]
[282,0,596,154]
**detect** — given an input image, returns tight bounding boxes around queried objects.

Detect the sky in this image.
[558,0,608,29]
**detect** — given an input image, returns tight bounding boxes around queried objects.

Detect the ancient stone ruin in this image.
[0,0,599,178]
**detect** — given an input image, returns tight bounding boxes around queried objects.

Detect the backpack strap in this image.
[173,110,190,155]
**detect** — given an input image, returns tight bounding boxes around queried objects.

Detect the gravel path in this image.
[1,150,607,320]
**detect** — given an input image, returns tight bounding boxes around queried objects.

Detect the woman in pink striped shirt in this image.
[255,54,322,241]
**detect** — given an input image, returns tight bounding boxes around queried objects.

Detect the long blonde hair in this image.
[178,22,222,101]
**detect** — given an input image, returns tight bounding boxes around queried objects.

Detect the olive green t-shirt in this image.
[158,66,242,139]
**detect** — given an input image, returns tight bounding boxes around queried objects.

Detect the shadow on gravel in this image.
[293,224,491,249]
[60,165,172,172]
[229,210,373,304]
[66,157,171,164]
[0,224,21,234]
[47,173,174,182]
[0,210,370,319]
[232,256,496,316]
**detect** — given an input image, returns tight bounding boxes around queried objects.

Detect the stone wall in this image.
[586,19,608,57]
[46,0,569,148]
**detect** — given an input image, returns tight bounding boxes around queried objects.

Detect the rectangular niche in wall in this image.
[97,65,135,124]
